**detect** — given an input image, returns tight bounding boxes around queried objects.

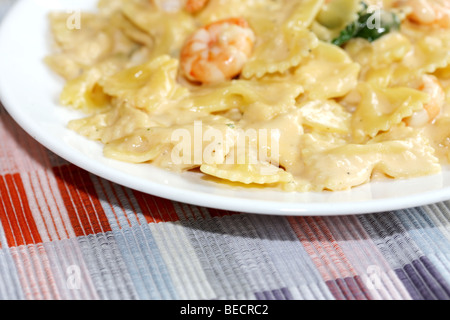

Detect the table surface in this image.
[0,0,449,300]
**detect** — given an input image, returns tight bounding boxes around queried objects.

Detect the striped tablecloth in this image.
[1,1,450,301]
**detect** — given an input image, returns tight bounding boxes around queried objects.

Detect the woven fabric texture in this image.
[0,0,449,300]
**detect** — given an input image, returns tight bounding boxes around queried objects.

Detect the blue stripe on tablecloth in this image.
[75,233,137,299]
[321,215,410,300]
[358,211,450,300]
[175,204,272,299]
[41,239,98,300]
[0,248,24,299]
[175,206,334,300]
[148,217,217,300]
[91,175,177,300]
[171,204,256,300]
[0,221,24,299]
[246,214,334,300]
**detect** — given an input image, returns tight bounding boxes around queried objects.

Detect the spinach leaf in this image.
[332,2,400,46]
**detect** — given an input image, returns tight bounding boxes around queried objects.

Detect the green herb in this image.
[332,2,400,46]
[226,123,236,129]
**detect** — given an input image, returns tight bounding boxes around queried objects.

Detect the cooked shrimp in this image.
[405,75,445,127]
[180,18,255,84]
[396,0,450,28]
[185,0,209,13]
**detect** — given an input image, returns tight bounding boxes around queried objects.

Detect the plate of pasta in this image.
[1,0,450,216]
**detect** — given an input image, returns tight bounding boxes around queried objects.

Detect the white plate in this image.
[1,0,449,216]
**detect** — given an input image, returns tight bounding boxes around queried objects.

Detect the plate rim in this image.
[1,0,450,217]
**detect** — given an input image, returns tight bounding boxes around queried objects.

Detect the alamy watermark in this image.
[365,265,383,291]
[66,10,81,30]
[66,265,81,290]
[365,5,386,31]
[170,121,281,175]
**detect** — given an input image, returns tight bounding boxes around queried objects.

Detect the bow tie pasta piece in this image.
[201,109,303,186]
[241,0,323,79]
[100,55,189,112]
[284,0,326,29]
[298,100,352,135]
[185,79,304,115]
[352,83,429,142]
[242,26,319,79]
[423,117,450,162]
[345,32,412,86]
[294,42,360,100]
[299,128,440,191]
[67,103,158,144]
[121,1,196,58]
[346,24,450,87]
[45,54,85,82]
[47,12,113,66]
[59,68,110,111]
[59,57,129,111]
[107,10,154,50]
[196,0,312,25]
[200,162,294,186]
[249,109,304,167]
[46,11,137,78]
[391,32,450,85]
[104,128,168,164]
[103,117,236,171]
[195,0,258,23]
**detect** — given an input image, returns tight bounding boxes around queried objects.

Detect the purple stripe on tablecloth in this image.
[336,278,356,300]
[280,287,293,300]
[345,276,372,300]
[419,256,450,297]
[256,290,277,300]
[271,289,285,300]
[413,258,450,300]
[328,277,372,300]
[325,280,346,300]
[340,278,358,300]
[403,263,435,300]
[254,291,268,300]
[254,288,293,300]
[394,268,422,300]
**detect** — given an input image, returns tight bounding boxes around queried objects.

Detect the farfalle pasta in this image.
[47,0,450,192]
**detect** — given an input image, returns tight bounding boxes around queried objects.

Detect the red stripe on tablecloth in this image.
[75,168,111,234]
[0,174,42,247]
[12,173,42,244]
[52,165,111,237]
[0,175,22,246]
[132,191,178,224]
[288,216,373,300]
[53,166,91,236]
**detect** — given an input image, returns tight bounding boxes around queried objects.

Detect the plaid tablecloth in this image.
[1,1,450,301]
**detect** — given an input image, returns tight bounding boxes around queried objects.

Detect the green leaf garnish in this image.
[332,2,400,46]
